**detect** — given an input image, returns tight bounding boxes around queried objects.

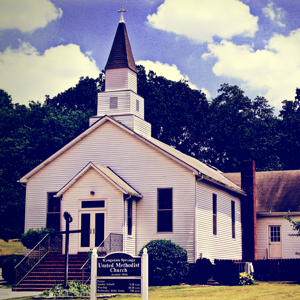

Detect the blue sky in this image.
[0,0,299,113]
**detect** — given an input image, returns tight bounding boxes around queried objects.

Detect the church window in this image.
[157,188,173,232]
[231,200,235,238]
[128,200,132,235]
[213,194,217,235]
[136,99,139,112]
[110,97,118,109]
[47,192,60,232]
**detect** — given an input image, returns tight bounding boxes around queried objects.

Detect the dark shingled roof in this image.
[224,170,300,212]
[105,21,137,73]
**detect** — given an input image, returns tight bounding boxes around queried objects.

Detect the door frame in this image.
[268,224,282,259]
[78,199,107,252]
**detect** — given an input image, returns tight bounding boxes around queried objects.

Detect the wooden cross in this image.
[55,212,81,287]
[118,7,126,22]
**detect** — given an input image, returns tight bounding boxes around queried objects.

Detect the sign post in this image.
[142,248,148,300]
[90,249,148,300]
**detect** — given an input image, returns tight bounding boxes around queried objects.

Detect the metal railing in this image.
[98,233,123,254]
[14,234,62,286]
[81,233,123,284]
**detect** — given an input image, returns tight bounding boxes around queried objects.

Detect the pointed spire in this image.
[105,9,137,73]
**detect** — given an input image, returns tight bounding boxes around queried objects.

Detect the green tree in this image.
[203,84,280,172]
[45,74,105,112]
[278,88,300,170]
[137,65,209,158]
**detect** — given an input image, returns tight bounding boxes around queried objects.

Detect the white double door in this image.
[79,211,105,251]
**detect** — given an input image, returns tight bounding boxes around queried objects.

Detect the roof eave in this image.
[197,174,247,196]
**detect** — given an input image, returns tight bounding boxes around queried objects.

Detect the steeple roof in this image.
[105,20,137,73]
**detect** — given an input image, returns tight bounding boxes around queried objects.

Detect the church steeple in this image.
[90,9,152,138]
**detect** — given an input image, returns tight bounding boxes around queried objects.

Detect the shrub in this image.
[21,227,54,249]
[41,281,90,297]
[239,272,255,285]
[187,258,213,284]
[2,255,24,284]
[214,260,239,286]
[138,239,189,286]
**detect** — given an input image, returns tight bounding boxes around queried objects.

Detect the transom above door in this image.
[79,200,106,252]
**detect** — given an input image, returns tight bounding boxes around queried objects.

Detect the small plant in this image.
[139,239,189,286]
[239,272,255,285]
[41,280,90,297]
[21,227,54,249]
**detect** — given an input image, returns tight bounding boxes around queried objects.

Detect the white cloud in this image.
[262,2,286,27]
[0,42,100,105]
[147,0,258,43]
[203,29,300,109]
[137,60,198,90]
[0,0,62,32]
[201,88,211,99]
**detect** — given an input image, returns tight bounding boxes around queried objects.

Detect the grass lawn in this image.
[9,281,300,300]
[0,239,24,256]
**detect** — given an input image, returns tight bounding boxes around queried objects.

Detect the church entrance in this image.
[79,210,105,252]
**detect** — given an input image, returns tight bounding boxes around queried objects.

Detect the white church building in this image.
[20,13,251,263]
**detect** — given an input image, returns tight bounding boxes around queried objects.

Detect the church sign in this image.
[90,248,148,300]
[97,253,141,277]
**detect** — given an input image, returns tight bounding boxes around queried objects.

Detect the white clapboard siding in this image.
[97,91,144,119]
[130,94,144,120]
[24,121,196,260]
[112,115,151,138]
[124,200,137,256]
[61,168,123,254]
[257,215,300,259]
[196,181,242,261]
[105,69,137,93]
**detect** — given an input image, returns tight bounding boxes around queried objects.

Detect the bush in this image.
[239,272,255,285]
[214,260,239,286]
[41,281,90,297]
[138,239,189,286]
[21,227,54,249]
[2,255,24,284]
[187,258,213,284]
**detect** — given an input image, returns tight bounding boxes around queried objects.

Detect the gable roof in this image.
[19,115,245,196]
[56,162,142,198]
[224,170,300,212]
[105,21,137,73]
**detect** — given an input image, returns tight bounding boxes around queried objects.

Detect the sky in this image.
[0,0,299,114]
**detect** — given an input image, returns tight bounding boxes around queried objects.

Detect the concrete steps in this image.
[13,253,90,291]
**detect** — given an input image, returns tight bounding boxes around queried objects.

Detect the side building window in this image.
[213,194,217,235]
[47,192,60,232]
[136,99,139,112]
[231,200,235,238]
[157,188,173,232]
[128,200,132,236]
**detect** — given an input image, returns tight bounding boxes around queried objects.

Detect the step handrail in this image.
[80,233,123,284]
[15,233,50,269]
[14,233,62,286]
